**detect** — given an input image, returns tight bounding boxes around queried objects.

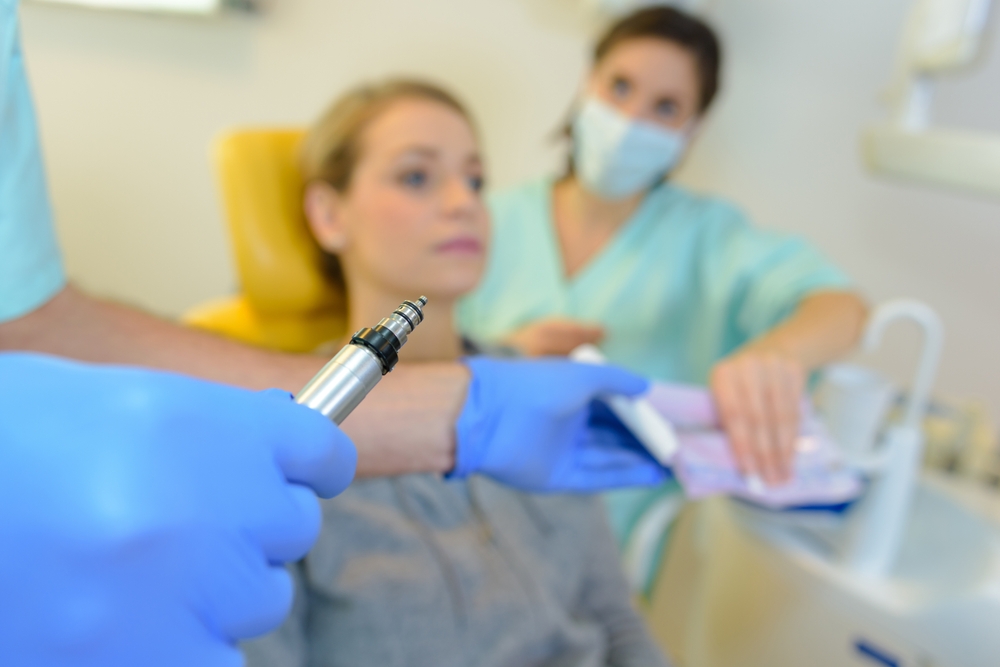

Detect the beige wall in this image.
[19,0,1000,420]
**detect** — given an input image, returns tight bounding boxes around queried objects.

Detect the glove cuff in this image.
[446,357,495,479]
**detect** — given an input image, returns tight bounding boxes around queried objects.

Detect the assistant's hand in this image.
[710,347,805,486]
[0,353,356,667]
[451,357,667,492]
[502,318,605,357]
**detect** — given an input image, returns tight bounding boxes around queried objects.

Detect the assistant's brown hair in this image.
[595,6,722,113]
[299,79,475,295]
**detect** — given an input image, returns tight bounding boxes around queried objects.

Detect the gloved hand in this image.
[0,353,356,667]
[452,357,668,492]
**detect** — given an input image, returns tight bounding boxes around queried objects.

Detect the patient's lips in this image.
[435,236,484,255]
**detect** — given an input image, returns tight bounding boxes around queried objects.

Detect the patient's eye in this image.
[468,174,484,193]
[399,169,429,189]
[611,76,631,99]
[654,98,679,119]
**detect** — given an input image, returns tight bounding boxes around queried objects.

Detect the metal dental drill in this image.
[295,297,427,425]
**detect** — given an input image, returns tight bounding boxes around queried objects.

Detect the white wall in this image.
[19,0,1000,420]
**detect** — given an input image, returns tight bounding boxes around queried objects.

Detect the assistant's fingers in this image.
[757,357,795,484]
[539,322,606,356]
[711,363,757,479]
[573,323,606,341]
[733,358,783,485]
[503,322,547,356]
[568,326,605,350]
[766,357,803,483]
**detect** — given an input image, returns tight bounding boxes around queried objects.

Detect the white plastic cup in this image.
[817,363,896,457]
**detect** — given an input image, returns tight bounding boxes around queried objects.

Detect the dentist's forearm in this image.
[0,285,464,478]
[0,285,326,390]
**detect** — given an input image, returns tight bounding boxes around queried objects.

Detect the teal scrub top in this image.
[458,177,852,385]
[0,0,65,323]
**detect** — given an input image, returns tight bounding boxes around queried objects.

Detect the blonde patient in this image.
[240,81,671,667]
[301,84,486,362]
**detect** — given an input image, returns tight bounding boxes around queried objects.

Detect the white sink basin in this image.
[667,473,1000,667]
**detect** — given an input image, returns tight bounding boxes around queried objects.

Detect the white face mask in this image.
[572,96,689,200]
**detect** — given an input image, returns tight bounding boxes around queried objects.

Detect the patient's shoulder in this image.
[481,478,610,539]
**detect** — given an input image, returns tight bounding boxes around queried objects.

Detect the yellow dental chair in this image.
[183,128,347,352]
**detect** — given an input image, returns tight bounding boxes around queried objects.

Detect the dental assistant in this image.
[0,4,665,666]
[459,6,867,489]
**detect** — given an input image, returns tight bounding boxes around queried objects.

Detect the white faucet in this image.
[840,299,944,577]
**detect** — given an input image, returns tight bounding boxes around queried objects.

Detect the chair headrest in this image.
[214,128,340,316]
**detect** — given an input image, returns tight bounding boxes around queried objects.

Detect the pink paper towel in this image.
[644,382,863,510]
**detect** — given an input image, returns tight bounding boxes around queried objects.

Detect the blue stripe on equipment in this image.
[854,638,900,667]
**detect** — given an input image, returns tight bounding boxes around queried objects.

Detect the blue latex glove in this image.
[0,353,356,667]
[452,357,668,492]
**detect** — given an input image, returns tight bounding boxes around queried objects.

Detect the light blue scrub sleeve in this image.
[0,1,65,323]
[719,210,854,340]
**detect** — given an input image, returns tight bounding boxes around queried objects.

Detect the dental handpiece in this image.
[295,296,427,425]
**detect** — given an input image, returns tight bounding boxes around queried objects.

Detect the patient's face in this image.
[589,37,702,130]
[310,98,488,302]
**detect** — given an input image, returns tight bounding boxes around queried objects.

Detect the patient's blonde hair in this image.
[299,80,475,296]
